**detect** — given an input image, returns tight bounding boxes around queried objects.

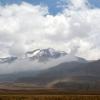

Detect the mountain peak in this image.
[25,48,67,62]
[0,48,87,64]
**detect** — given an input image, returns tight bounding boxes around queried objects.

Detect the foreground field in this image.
[0,95,100,100]
[0,89,100,100]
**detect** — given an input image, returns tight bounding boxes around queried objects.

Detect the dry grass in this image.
[0,89,100,100]
[0,95,100,100]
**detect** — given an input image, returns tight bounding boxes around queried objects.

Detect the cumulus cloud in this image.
[0,0,100,60]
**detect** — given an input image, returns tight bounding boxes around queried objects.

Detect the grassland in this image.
[0,95,100,100]
[0,89,100,100]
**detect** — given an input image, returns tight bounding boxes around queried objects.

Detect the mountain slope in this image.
[0,48,86,75]
[17,60,100,90]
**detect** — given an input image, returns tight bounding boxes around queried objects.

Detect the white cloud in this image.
[0,55,84,74]
[57,0,90,10]
[68,0,89,10]
[0,1,100,60]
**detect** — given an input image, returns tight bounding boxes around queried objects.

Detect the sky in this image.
[0,0,100,15]
[0,0,100,60]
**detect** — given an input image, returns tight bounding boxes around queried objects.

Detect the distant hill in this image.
[17,60,100,90]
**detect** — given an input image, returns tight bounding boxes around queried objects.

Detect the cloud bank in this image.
[0,55,81,74]
[0,0,100,60]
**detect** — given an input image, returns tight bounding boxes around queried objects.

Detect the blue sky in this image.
[89,0,100,8]
[0,0,62,15]
[0,0,100,15]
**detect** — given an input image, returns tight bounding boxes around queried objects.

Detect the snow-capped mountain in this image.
[0,57,17,63]
[0,48,87,74]
[0,48,86,64]
[25,48,67,62]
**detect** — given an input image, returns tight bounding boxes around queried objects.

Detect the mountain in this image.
[0,48,71,64]
[25,48,67,62]
[16,60,100,90]
[17,61,86,85]
[0,48,100,90]
[1,48,100,90]
[0,48,87,75]
[0,48,88,89]
[0,57,17,63]
[0,70,41,82]
[0,48,86,64]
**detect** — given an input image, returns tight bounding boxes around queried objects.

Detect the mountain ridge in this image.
[0,48,86,64]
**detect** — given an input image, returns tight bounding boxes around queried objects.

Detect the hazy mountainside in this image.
[0,48,100,90]
[17,61,84,84]
[0,48,87,75]
[0,70,41,82]
[17,60,100,90]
